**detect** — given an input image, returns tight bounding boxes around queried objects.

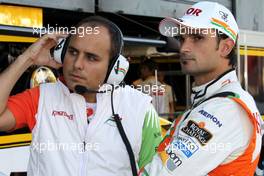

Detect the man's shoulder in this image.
[142,76,161,85]
[39,81,59,88]
[188,97,247,135]
[191,87,258,131]
[195,96,239,115]
[218,81,258,110]
[39,81,69,97]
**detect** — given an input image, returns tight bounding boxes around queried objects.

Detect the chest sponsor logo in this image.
[172,135,199,158]
[165,145,182,172]
[181,120,212,146]
[198,110,222,128]
[52,110,74,120]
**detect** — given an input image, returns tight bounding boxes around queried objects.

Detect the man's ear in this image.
[219,38,235,58]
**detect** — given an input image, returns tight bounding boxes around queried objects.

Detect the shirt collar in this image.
[191,69,238,105]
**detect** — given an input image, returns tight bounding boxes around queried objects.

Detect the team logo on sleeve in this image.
[165,145,183,172]
[198,109,222,128]
[181,120,212,146]
[173,135,199,158]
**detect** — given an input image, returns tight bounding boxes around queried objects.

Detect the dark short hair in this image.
[75,16,123,61]
[141,59,158,72]
[216,30,237,67]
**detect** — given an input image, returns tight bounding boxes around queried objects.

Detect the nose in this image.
[73,54,84,70]
[180,37,192,54]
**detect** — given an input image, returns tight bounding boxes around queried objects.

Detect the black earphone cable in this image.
[110,84,138,176]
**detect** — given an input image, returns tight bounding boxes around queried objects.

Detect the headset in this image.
[53,17,137,176]
[53,20,129,86]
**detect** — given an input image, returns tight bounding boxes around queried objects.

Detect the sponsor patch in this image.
[181,120,212,146]
[219,11,228,22]
[198,109,222,128]
[52,110,74,120]
[172,135,199,158]
[165,145,183,172]
[186,8,202,16]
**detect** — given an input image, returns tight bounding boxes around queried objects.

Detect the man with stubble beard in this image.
[139,1,262,176]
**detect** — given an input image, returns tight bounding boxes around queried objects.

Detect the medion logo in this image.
[198,110,222,128]
[52,110,74,120]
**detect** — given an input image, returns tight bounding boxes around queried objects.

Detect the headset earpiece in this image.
[52,18,129,85]
[106,55,129,85]
[103,22,130,85]
[53,37,69,64]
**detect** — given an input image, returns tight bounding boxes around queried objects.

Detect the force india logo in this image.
[181,120,212,146]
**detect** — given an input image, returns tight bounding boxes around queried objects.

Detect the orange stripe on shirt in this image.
[7,87,39,131]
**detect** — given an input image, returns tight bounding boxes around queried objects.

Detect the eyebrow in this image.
[68,46,100,59]
[190,33,205,36]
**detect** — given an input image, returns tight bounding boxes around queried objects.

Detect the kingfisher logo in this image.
[198,110,222,128]
[52,110,74,120]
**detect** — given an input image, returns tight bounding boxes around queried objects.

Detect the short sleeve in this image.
[7,87,40,131]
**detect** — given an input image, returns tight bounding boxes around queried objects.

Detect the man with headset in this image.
[0,16,162,176]
[139,1,262,176]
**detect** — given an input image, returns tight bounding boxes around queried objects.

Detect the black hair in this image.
[216,30,237,67]
[141,59,158,72]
